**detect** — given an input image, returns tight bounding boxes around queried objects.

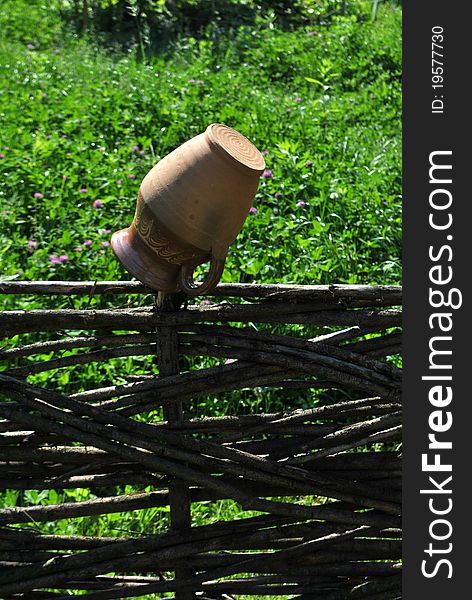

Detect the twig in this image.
[0,281,401,304]
[0,307,402,336]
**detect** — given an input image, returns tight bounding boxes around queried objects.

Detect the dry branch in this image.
[0,518,398,595]
[0,281,402,599]
[156,295,193,600]
[0,377,401,518]
[0,306,401,337]
[0,333,155,361]
[0,406,400,514]
[0,281,401,304]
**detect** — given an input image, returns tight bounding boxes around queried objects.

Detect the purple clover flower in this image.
[294,97,302,102]
[127,173,136,179]
[93,199,104,209]
[27,240,38,253]
[297,200,307,208]
[103,229,111,234]
[83,239,92,247]
[249,207,257,215]
[75,246,83,252]
[139,150,145,156]
[34,192,44,199]
[79,187,88,193]
[261,150,269,156]
[0,153,5,159]
[49,254,61,265]
[132,145,140,152]
[261,169,273,179]
[58,254,69,263]
[274,192,282,200]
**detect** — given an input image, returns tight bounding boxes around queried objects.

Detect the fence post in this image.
[156,292,193,599]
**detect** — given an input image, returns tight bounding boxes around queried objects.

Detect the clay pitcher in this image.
[111,123,265,295]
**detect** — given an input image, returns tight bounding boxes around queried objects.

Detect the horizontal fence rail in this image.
[0,282,402,599]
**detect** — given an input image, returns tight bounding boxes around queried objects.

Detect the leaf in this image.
[61,231,72,245]
[311,219,325,234]
[304,77,324,86]
[0,273,18,281]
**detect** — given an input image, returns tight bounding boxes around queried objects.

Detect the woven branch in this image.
[0,281,401,303]
[0,306,402,336]
[0,517,398,586]
[0,281,402,599]
[0,328,401,377]
[0,524,396,596]
[0,376,401,513]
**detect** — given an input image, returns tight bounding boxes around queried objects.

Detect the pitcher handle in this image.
[178,254,225,296]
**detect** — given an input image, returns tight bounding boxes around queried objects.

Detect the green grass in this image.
[0,2,401,597]
[0,1,401,292]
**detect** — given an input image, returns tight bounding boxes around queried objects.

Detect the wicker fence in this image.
[0,282,402,599]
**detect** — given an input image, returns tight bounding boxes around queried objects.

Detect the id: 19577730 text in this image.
[431,25,445,114]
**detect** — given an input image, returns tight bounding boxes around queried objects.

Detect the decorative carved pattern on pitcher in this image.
[135,194,205,266]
